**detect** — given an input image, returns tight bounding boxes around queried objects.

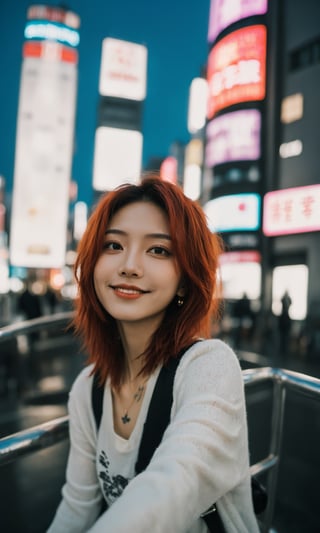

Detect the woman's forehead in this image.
[107,201,170,232]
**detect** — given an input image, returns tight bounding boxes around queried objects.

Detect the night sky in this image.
[0,0,211,204]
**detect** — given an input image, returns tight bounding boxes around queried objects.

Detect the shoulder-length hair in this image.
[73,174,224,387]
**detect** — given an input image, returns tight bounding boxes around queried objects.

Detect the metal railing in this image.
[0,311,74,341]
[244,367,320,531]
[1,315,320,531]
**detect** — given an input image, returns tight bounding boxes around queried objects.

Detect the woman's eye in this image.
[103,241,122,251]
[149,246,171,257]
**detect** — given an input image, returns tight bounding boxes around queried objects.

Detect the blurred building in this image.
[92,37,147,192]
[203,0,320,337]
[9,4,80,269]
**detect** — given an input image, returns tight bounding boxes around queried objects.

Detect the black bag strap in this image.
[135,349,186,473]
[92,371,104,431]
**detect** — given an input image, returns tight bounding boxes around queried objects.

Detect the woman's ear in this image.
[176,286,186,298]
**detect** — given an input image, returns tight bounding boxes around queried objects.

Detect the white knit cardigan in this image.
[47,339,260,533]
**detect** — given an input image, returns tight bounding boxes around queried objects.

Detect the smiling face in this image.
[93,201,183,334]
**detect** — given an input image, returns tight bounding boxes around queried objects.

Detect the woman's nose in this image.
[119,250,143,277]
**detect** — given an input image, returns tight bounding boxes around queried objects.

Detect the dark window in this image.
[311,41,320,63]
[289,36,320,72]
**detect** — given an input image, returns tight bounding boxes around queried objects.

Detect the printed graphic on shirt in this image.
[99,450,129,503]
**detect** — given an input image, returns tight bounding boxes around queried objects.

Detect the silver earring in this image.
[177,296,184,307]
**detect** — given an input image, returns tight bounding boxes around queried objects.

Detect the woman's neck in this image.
[117,321,154,382]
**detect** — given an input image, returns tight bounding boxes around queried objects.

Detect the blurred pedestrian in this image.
[16,281,43,385]
[17,281,42,322]
[44,285,60,314]
[233,292,255,347]
[278,291,292,356]
[48,175,259,533]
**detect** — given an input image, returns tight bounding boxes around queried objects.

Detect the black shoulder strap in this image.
[135,352,183,474]
[92,372,104,430]
[135,341,200,473]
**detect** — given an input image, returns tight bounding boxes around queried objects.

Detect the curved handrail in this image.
[243,366,320,532]
[1,366,319,468]
[0,313,75,465]
[243,366,320,394]
[0,311,74,342]
[0,416,69,465]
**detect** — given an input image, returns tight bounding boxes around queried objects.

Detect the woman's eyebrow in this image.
[147,233,172,240]
[105,228,171,240]
[105,229,126,235]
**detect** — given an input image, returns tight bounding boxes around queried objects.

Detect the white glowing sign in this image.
[183,164,201,201]
[188,78,208,133]
[263,185,320,236]
[93,127,142,191]
[281,93,303,124]
[219,251,262,299]
[73,201,88,241]
[99,38,147,100]
[279,140,302,159]
[272,265,308,320]
[204,193,261,233]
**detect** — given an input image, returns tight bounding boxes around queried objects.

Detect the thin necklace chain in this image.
[116,380,147,424]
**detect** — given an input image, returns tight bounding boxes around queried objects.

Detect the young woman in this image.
[48,176,259,533]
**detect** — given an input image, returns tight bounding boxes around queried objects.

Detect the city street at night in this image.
[1,0,320,532]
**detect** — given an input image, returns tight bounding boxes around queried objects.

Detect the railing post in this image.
[262,371,286,533]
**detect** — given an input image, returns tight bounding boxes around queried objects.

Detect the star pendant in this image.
[121,413,131,424]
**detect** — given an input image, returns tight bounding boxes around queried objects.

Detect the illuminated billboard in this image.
[207,25,267,118]
[208,0,268,44]
[219,250,261,265]
[99,38,147,100]
[281,93,303,124]
[10,6,79,268]
[272,265,308,321]
[263,185,320,236]
[204,193,261,233]
[93,126,142,191]
[187,77,208,133]
[219,250,262,299]
[205,109,261,167]
[25,20,80,47]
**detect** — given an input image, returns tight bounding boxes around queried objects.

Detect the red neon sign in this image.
[23,41,78,64]
[207,25,267,118]
[160,157,178,185]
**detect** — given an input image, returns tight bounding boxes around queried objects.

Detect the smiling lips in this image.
[110,284,149,299]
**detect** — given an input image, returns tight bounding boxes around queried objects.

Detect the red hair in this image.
[73,175,224,387]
